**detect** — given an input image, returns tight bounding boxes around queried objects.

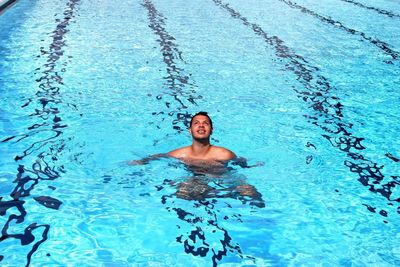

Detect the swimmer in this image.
[168,111,235,164]
[129,112,265,207]
[129,111,260,169]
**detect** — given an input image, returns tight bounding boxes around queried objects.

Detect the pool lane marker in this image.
[277,0,399,62]
[4,0,80,160]
[212,0,399,217]
[142,1,249,264]
[339,0,400,19]
[0,0,80,265]
[142,0,203,133]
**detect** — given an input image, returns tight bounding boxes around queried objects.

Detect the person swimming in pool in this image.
[129,111,264,206]
[130,111,257,168]
[169,111,235,163]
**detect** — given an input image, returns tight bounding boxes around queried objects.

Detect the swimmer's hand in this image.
[127,159,146,166]
[231,157,264,168]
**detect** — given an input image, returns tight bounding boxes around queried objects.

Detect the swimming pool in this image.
[1,0,399,265]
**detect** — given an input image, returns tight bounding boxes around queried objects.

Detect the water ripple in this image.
[142,0,203,137]
[0,0,80,265]
[278,0,399,62]
[339,0,400,19]
[213,0,399,221]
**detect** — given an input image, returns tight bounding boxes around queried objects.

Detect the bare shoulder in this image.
[167,146,191,158]
[211,146,236,161]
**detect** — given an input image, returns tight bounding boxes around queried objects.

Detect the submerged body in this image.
[168,144,235,176]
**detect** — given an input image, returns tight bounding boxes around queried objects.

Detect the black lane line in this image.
[160,183,259,267]
[142,0,203,135]
[339,0,400,19]
[212,0,399,219]
[0,0,80,265]
[141,1,252,264]
[277,0,399,62]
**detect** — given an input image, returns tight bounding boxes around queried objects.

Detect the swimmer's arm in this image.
[231,157,264,168]
[166,147,189,159]
[128,147,187,165]
[214,146,236,161]
[128,153,169,166]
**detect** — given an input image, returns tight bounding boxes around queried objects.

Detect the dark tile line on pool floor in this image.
[0,0,81,265]
[278,0,399,63]
[142,0,203,141]
[213,0,399,219]
[141,1,253,266]
[339,0,400,19]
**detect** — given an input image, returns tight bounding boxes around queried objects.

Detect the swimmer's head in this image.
[189,112,213,129]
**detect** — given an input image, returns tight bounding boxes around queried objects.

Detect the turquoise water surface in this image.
[1,0,400,266]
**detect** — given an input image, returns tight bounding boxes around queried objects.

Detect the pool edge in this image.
[0,0,17,15]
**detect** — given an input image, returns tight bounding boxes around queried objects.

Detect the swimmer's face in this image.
[189,115,213,139]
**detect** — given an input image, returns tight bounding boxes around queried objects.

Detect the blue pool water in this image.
[1,0,400,266]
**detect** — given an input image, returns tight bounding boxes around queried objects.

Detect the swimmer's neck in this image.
[191,138,212,157]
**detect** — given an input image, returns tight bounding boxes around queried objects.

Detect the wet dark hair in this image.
[189,111,213,128]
